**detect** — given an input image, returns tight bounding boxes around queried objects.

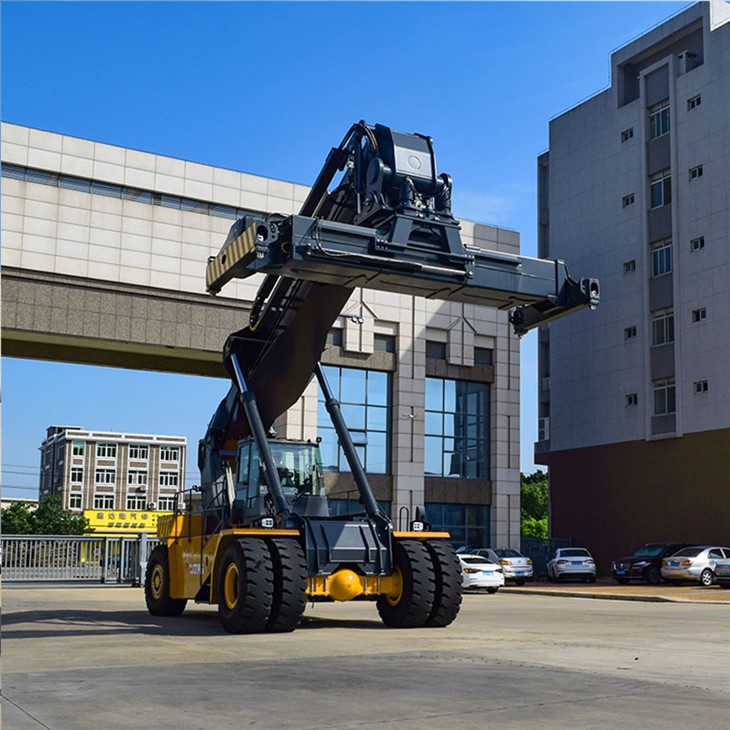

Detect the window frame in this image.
[96,442,117,459]
[649,103,670,139]
[653,378,676,416]
[651,241,673,278]
[650,172,672,209]
[652,308,675,346]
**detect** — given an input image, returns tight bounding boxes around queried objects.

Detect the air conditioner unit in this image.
[147,501,156,510]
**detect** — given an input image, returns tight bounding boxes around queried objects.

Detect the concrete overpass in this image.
[1,122,523,546]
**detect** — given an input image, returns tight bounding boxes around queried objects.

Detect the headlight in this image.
[500,560,512,566]
[527,559,533,565]
[634,561,649,567]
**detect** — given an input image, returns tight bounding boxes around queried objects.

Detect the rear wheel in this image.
[145,545,187,617]
[700,569,714,587]
[218,538,274,634]
[487,587,499,594]
[424,541,462,627]
[377,540,435,628]
[265,538,307,632]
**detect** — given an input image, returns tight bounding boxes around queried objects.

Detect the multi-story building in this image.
[3,122,523,550]
[536,2,730,566]
[39,425,186,519]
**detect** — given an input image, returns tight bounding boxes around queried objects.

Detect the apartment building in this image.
[39,425,186,516]
[536,2,730,566]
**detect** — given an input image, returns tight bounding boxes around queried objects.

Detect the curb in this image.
[501,586,730,605]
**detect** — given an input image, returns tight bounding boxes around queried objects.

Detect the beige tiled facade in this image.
[2,122,521,548]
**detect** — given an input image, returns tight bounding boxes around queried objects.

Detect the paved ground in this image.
[3,584,729,729]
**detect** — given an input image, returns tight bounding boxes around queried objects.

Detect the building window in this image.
[653,378,676,416]
[317,366,390,474]
[326,328,343,348]
[651,241,673,277]
[690,236,705,252]
[158,471,180,488]
[625,394,638,406]
[689,165,703,181]
[69,493,83,510]
[93,493,115,510]
[687,95,701,110]
[425,378,489,479]
[650,172,671,209]
[126,494,148,510]
[538,417,550,442]
[95,468,116,485]
[160,446,180,462]
[649,103,670,139]
[425,340,447,360]
[96,443,117,459]
[374,333,396,353]
[72,441,85,457]
[425,503,489,551]
[128,470,148,487]
[692,307,707,323]
[622,193,635,208]
[652,309,674,346]
[694,380,709,394]
[474,347,493,366]
[70,467,84,484]
[623,259,636,274]
[157,496,178,512]
[129,444,149,460]
[621,128,634,142]
[624,326,637,340]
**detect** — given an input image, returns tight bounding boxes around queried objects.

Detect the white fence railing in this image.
[1,534,160,584]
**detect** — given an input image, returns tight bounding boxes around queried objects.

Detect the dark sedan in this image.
[611,542,691,585]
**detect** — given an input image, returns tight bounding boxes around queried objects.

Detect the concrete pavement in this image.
[3,585,729,729]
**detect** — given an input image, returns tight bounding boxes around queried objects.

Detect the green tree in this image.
[1,501,35,534]
[521,470,548,539]
[31,496,92,535]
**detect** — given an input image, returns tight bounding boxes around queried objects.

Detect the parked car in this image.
[546,547,596,583]
[458,554,505,593]
[709,558,730,589]
[661,546,730,586]
[611,542,690,585]
[471,548,534,585]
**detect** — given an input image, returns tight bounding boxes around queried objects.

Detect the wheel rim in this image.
[701,570,712,586]
[224,562,240,609]
[384,567,404,606]
[150,564,164,600]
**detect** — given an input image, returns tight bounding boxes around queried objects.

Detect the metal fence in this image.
[1,534,160,584]
[521,537,573,577]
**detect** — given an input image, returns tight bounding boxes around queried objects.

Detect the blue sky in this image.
[1,1,690,498]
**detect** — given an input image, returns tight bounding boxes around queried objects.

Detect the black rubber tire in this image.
[265,538,307,633]
[614,577,630,585]
[144,545,187,617]
[514,579,526,586]
[218,538,274,634]
[645,566,662,585]
[487,587,499,594]
[377,540,435,628]
[424,541,463,627]
[588,575,597,584]
[700,568,714,587]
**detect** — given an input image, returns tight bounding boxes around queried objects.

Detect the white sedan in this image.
[547,547,597,583]
[458,554,505,593]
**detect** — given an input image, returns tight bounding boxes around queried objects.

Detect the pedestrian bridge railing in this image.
[1,534,160,584]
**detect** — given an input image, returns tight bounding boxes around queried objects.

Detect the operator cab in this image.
[234,438,328,524]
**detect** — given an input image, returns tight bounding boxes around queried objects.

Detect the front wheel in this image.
[514,579,526,587]
[145,545,187,617]
[614,577,630,585]
[377,540,435,628]
[645,567,661,585]
[700,568,714,587]
[218,538,274,634]
[487,587,499,594]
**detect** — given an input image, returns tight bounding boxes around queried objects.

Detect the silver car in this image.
[472,548,534,585]
[547,547,597,583]
[660,546,730,586]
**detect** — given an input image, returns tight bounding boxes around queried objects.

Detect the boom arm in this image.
[198,121,599,487]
